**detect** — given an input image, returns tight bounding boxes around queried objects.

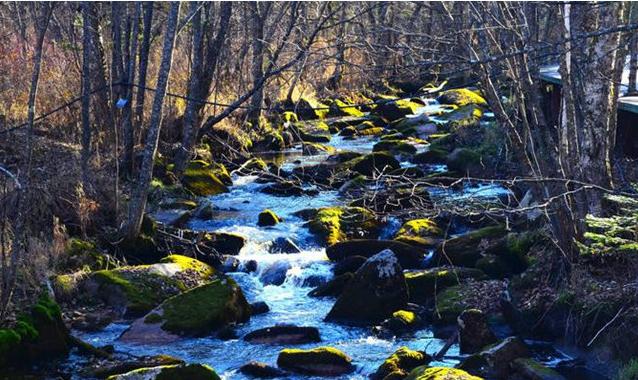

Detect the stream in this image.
[70,99,597,379]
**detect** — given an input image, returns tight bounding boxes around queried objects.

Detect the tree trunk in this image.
[175,2,232,174]
[81,2,92,189]
[134,2,154,134]
[247,2,268,123]
[125,2,180,239]
[121,3,141,176]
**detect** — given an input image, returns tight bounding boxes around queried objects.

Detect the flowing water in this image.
[71,100,591,379]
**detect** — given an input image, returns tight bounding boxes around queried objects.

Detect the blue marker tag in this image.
[116,98,128,108]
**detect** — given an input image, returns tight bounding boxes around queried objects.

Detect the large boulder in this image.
[326,249,408,325]
[182,160,229,196]
[277,347,353,376]
[106,363,221,380]
[436,88,487,107]
[405,267,487,304]
[308,272,354,298]
[0,296,70,369]
[327,240,426,269]
[372,347,431,380]
[405,366,482,380]
[72,255,217,317]
[458,309,497,354]
[303,207,381,246]
[373,99,422,122]
[257,209,281,227]
[394,219,442,248]
[346,152,401,176]
[435,226,507,267]
[244,325,320,345]
[120,277,250,343]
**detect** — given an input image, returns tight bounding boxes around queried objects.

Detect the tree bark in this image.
[121,3,141,176]
[125,2,180,239]
[175,2,232,174]
[134,2,154,134]
[81,2,92,189]
[246,2,269,123]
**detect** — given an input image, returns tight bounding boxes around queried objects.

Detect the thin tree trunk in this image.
[125,2,180,239]
[175,2,232,174]
[134,2,154,134]
[247,2,268,123]
[121,3,141,176]
[81,2,92,189]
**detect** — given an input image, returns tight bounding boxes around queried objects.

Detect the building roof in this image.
[540,62,638,114]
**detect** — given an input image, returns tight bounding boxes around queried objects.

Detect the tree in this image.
[125,2,180,239]
[121,3,141,176]
[81,2,92,188]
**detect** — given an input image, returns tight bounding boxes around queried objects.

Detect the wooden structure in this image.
[539,64,638,157]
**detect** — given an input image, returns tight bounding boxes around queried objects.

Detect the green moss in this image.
[618,358,638,380]
[396,219,442,239]
[358,127,385,136]
[307,206,379,246]
[258,209,281,227]
[374,99,422,122]
[405,267,486,303]
[437,88,487,107]
[182,160,229,196]
[302,142,336,155]
[373,140,418,155]
[345,152,401,176]
[406,366,483,380]
[59,238,106,272]
[144,313,163,324]
[92,266,184,315]
[283,111,298,123]
[434,285,466,323]
[374,347,429,380]
[158,278,250,336]
[329,99,365,118]
[107,364,221,380]
[392,310,417,324]
[160,255,216,279]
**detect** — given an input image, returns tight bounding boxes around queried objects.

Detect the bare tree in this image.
[125,2,180,239]
[81,2,92,188]
[121,3,141,176]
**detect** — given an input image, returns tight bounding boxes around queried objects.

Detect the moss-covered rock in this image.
[405,267,487,304]
[257,209,281,227]
[436,88,487,107]
[328,99,365,118]
[237,158,268,174]
[372,347,431,380]
[289,96,329,120]
[511,358,566,380]
[373,140,418,155]
[0,295,70,369]
[436,225,507,267]
[345,152,401,176]
[374,99,422,122]
[358,127,386,136]
[121,277,250,342]
[405,366,483,380]
[440,105,483,130]
[302,142,336,155]
[253,130,286,152]
[327,239,426,269]
[395,219,442,242]
[339,126,357,137]
[182,160,229,196]
[326,249,408,325]
[412,147,449,165]
[304,206,380,246]
[106,363,221,380]
[277,347,353,376]
[240,361,288,378]
[57,238,108,272]
[84,255,216,317]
